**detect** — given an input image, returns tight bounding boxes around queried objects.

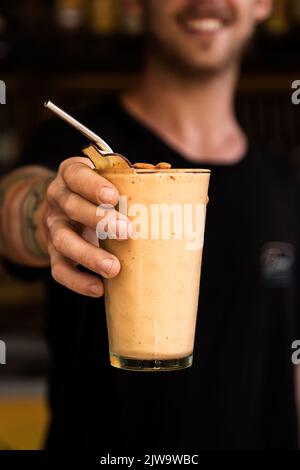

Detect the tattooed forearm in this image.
[0,171,36,250]
[21,175,54,259]
[0,166,54,266]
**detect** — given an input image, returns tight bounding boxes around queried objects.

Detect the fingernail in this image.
[101,258,115,274]
[90,284,102,296]
[99,186,116,203]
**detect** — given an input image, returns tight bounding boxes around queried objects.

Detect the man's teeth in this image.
[187,18,222,32]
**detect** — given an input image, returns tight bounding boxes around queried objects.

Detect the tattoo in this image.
[0,171,37,252]
[21,175,54,259]
[0,168,53,262]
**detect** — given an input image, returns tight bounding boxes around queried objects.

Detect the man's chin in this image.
[148,36,243,78]
[185,60,232,74]
[163,54,238,79]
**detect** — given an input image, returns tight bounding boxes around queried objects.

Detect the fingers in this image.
[48,183,132,237]
[48,242,104,297]
[59,157,119,206]
[47,156,132,235]
[45,156,128,297]
[51,187,102,230]
[48,217,121,279]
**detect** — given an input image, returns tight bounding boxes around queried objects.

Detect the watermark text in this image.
[0,80,6,104]
[0,340,6,365]
[96,196,207,251]
[291,80,300,105]
[292,340,300,365]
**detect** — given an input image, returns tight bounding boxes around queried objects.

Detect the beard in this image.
[145,30,252,81]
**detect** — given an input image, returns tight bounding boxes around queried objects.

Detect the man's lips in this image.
[185,17,224,34]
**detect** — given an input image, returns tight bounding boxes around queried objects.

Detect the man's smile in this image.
[184,17,225,35]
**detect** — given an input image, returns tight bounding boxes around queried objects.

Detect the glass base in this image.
[110,353,193,372]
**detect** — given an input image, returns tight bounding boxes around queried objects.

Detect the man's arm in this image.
[0,165,54,267]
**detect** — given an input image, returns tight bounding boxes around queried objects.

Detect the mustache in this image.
[177,0,236,25]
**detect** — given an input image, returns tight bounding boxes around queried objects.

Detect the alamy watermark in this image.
[0,340,6,365]
[96,196,207,251]
[291,80,300,105]
[0,80,6,104]
[291,340,300,366]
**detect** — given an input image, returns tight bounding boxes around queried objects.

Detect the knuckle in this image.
[47,223,54,241]
[51,228,65,252]
[46,213,54,230]
[63,192,78,219]
[46,180,57,203]
[58,157,74,173]
[46,211,59,233]
[59,157,86,177]
[47,218,56,237]
[63,160,84,183]
[58,161,65,174]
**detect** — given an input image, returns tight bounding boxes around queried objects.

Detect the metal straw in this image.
[44,100,113,153]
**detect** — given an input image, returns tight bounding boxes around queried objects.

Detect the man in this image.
[0,0,299,449]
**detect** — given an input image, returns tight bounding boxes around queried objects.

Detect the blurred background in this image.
[0,0,300,450]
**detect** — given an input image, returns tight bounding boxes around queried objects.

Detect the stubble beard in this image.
[145,32,252,83]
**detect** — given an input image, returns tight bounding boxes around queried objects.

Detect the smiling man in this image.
[0,0,300,450]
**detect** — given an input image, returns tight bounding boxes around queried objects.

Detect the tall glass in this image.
[97,168,210,371]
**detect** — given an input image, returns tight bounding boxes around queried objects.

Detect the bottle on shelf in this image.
[89,0,120,35]
[54,0,87,32]
[265,0,290,35]
[120,0,144,35]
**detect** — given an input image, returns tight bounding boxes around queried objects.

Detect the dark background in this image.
[0,0,299,449]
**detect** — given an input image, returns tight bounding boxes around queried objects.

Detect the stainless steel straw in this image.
[44,100,113,153]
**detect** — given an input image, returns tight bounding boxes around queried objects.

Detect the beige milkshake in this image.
[42,102,210,371]
[98,167,210,371]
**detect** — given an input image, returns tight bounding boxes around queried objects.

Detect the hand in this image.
[45,156,131,297]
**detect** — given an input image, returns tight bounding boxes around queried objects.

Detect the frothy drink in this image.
[98,167,210,371]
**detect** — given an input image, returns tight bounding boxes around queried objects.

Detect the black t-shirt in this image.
[19,98,300,450]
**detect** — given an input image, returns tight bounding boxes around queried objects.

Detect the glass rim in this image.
[96,168,211,174]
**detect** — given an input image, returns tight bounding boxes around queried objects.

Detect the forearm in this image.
[0,165,54,267]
